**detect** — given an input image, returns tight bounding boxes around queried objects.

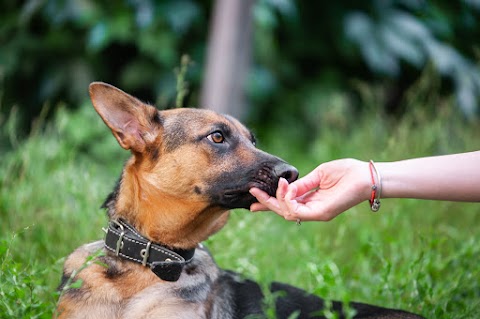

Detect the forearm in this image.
[375,151,480,202]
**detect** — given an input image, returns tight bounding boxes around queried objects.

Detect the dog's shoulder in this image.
[57,240,104,294]
[57,240,162,318]
[61,240,104,273]
[59,240,160,293]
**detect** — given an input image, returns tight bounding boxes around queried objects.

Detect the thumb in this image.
[289,168,322,197]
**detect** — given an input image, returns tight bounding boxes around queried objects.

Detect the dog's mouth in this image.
[221,185,273,209]
[224,181,274,199]
[216,163,298,209]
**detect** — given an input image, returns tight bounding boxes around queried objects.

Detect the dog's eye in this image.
[207,131,225,144]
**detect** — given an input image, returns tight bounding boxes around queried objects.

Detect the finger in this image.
[249,187,282,212]
[289,168,323,197]
[276,178,289,199]
[249,202,269,212]
[275,178,290,215]
[293,199,344,222]
[282,186,336,222]
[249,187,270,202]
[283,199,301,221]
[282,183,299,219]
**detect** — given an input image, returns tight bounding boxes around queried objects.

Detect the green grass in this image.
[1,96,479,318]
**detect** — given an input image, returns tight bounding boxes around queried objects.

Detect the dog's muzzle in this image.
[211,161,299,209]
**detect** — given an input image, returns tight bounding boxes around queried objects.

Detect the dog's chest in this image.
[121,288,209,319]
[122,251,224,318]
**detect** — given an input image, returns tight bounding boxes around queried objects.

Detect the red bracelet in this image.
[369,160,382,212]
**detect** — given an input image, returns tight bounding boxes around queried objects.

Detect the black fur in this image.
[101,178,121,217]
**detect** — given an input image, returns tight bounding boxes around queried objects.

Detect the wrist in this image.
[354,160,374,203]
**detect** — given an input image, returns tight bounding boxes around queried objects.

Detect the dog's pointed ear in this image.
[89,82,162,153]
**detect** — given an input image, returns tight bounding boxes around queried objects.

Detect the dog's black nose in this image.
[274,163,299,184]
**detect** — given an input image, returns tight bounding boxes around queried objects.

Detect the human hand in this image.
[249,159,371,222]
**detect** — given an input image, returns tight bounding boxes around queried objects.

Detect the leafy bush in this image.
[1,0,208,132]
[251,0,480,128]
[344,0,480,116]
[1,0,479,141]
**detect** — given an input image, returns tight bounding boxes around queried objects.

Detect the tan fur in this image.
[109,138,232,248]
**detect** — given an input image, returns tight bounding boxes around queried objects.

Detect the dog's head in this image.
[90,82,298,248]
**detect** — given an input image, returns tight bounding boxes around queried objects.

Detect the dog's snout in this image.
[274,163,299,183]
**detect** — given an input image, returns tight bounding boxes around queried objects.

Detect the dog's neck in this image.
[104,219,197,281]
[102,163,230,250]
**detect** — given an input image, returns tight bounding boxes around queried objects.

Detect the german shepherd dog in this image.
[56,82,423,319]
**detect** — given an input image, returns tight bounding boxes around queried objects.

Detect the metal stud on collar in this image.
[140,241,152,266]
[112,220,125,256]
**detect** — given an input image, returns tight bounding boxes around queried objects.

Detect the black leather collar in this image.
[104,219,196,282]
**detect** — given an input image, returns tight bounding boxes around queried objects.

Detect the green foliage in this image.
[175,54,193,108]
[0,0,208,133]
[0,103,125,267]
[344,0,480,116]
[249,0,480,132]
[0,233,53,319]
[54,248,105,318]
